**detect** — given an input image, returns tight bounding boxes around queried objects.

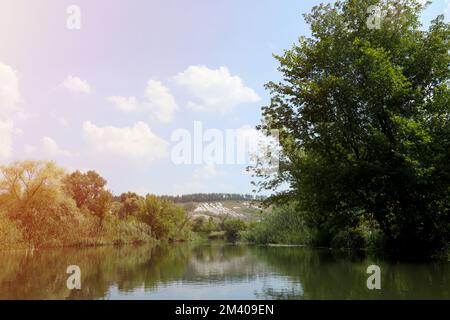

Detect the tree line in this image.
[160,193,265,203]
[0,160,191,249]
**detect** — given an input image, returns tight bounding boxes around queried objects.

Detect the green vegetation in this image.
[138,194,189,241]
[243,204,311,245]
[251,0,449,258]
[0,160,191,250]
[223,218,247,242]
[192,216,220,234]
[191,215,248,242]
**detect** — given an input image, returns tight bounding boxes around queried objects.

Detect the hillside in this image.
[181,200,267,222]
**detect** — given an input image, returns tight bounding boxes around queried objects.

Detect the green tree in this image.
[192,216,219,233]
[192,216,206,233]
[223,218,247,242]
[138,195,187,240]
[254,0,449,257]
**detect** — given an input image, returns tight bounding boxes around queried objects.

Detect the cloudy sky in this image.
[0,0,448,196]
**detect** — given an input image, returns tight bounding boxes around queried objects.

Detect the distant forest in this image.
[159,193,266,203]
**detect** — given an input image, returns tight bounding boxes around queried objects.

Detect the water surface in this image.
[0,242,448,299]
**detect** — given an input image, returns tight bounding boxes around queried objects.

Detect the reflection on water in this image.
[0,242,448,300]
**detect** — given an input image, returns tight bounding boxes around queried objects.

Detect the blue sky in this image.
[0,0,448,196]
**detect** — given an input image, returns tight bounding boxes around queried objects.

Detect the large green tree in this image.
[138,195,187,240]
[255,0,449,257]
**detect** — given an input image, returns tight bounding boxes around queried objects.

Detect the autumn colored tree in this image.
[0,161,80,246]
[63,170,112,221]
[118,192,141,219]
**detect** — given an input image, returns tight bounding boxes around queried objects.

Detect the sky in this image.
[0,0,448,196]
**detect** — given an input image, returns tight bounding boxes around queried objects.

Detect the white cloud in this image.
[0,62,21,115]
[24,137,74,158]
[61,76,90,94]
[107,96,138,112]
[82,121,168,161]
[107,80,178,123]
[174,65,260,113]
[144,80,178,123]
[42,137,73,157]
[0,120,14,158]
[0,61,21,158]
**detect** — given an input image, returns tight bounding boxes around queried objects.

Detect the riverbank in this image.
[0,211,195,252]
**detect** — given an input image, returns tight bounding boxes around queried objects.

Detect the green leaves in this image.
[255,0,450,258]
[137,195,186,240]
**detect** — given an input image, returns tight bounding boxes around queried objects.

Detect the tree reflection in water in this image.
[0,242,448,299]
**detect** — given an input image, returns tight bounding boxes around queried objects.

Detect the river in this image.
[0,241,448,299]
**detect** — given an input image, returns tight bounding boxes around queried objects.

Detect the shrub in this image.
[0,214,24,249]
[244,204,311,245]
[223,218,247,242]
[330,228,365,249]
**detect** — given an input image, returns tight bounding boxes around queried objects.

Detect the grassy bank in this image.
[242,204,450,260]
[0,211,155,251]
[241,203,382,249]
[242,204,311,245]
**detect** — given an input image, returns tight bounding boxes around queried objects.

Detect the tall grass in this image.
[242,204,311,245]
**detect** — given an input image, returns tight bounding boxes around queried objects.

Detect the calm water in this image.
[0,242,448,300]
